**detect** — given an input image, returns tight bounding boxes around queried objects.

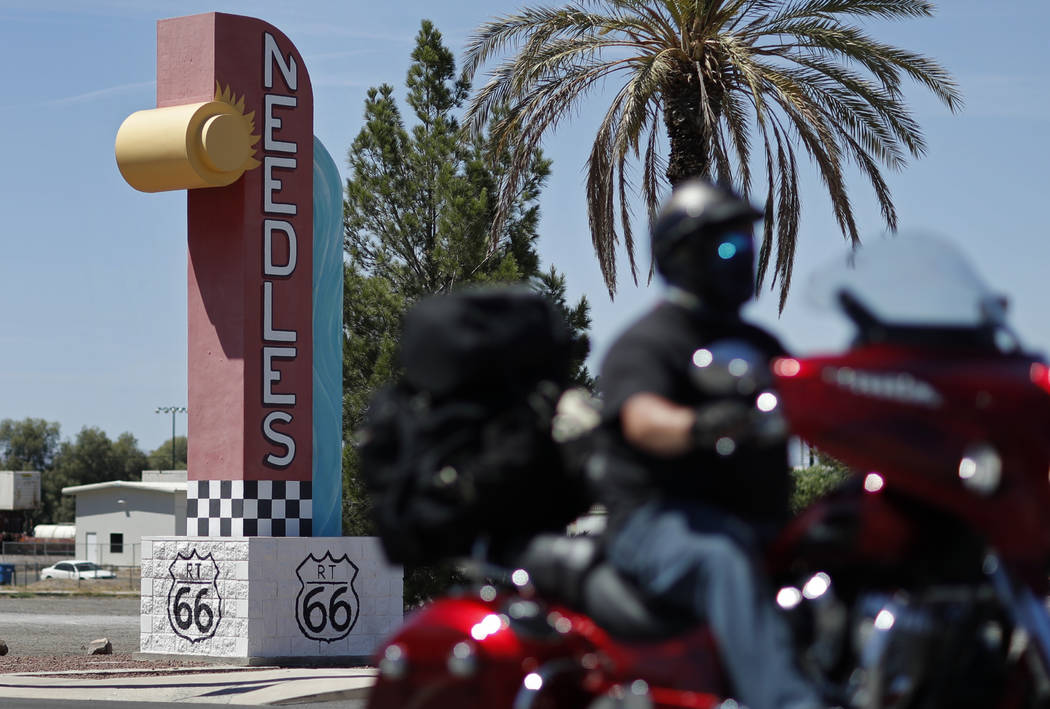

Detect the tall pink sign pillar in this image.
[118,12,317,536]
[118,14,402,663]
[181,15,312,536]
[183,15,313,536]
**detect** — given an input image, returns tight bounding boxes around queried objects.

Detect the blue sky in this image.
[2,1,1049,453]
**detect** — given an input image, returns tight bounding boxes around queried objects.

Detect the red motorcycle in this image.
[365,235,1050,709]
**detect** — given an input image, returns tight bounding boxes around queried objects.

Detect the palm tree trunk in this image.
[662,66,720,187]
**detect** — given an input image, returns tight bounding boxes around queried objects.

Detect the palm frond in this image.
[586,52,667,289]
[466,34,643,138]
[463,6,613,81]
[753,19,962,110]
[760,63,859,239]
[773,121,801,308]
[642,107,667,228]
[767,0,935,25]
[619,158,640,283]
[755,126,777,291]
[772,54,921,163]
[603,0,682,43]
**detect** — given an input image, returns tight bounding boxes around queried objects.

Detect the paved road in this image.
[0,596,140,656]
[3,699,364,709]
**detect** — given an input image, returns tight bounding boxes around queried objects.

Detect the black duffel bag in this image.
[359,288,591,566]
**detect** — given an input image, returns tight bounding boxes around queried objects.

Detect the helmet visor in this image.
[705,231,755,306]
[715,232,754,263]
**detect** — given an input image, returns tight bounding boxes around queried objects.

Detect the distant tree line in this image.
[0,418,186,527]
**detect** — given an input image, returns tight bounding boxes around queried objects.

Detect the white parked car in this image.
[39,560,116,580]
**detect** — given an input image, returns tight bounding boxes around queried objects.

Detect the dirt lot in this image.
[0,653,216,675]
[0,594,236,676]
[0,588,374,679]
[16,577,140,593]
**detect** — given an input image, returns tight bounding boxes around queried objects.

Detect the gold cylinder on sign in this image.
[115,101,256,193]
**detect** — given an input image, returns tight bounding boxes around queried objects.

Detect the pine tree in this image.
[342,21,592,556]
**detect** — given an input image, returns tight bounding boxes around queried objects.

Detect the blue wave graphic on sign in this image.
[312,136,343,537]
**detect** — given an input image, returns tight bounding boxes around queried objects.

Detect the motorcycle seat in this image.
[517,534,695,641]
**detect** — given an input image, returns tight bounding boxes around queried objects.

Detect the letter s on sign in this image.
[263,411,295,467]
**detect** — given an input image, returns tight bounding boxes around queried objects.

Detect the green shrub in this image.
[789,461,851,513]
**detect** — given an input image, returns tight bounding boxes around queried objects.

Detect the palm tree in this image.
[462,0,962,307]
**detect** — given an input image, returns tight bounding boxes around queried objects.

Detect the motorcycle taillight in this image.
[773,357,815,378]
[1031,363,1050,395]
[773,357,801,378]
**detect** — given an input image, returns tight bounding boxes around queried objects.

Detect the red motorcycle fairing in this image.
[770,476,920,574]
[368,596,532,708]
[774,344,1050,572]
[368,592,728,709]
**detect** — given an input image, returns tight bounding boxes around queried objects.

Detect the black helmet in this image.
[652,180,762,308]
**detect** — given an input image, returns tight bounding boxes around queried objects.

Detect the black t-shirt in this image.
[596,300,790,530]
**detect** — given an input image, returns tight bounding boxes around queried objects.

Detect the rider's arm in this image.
[620,392,696,458]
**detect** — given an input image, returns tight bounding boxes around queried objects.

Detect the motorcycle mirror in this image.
[690,339,771,396]
[979,293,1009,322]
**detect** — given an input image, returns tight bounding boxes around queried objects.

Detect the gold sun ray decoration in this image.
[212,81,261,171]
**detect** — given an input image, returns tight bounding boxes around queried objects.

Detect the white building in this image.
[0,471,40,510]
[62,471,187,567]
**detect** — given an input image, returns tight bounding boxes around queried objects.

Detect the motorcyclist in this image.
[594,179,823,709]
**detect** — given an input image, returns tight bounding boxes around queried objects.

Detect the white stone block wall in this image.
[139,536,403,659]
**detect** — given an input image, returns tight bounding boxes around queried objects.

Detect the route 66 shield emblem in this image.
[295,551,360,642]
[167,550,222,643]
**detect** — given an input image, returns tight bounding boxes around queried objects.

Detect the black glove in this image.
[691,396,787,453]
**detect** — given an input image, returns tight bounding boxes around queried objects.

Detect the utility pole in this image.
[155,406,187,470]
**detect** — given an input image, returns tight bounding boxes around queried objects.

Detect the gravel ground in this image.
[0,594,370,678]
[0,595,140,656]
[0,595,205,675]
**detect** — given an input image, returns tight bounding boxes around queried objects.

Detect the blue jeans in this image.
[607,499,820,709]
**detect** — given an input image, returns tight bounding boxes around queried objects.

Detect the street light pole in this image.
[155,406,187,470]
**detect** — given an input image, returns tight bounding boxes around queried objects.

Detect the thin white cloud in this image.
[289,23,413,44]
[1,0,165,20]
[306,49,380,62]
[311,75,375,89]
[46,80,155,107]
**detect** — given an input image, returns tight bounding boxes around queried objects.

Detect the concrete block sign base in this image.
[138,536,402,663]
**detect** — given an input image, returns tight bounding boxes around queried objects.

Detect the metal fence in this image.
[0,542,142,591]
[1,542,141,565]
[0,541,75,557]
[0,561,140,591]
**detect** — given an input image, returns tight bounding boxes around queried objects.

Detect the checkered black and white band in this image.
[187,480,313,537]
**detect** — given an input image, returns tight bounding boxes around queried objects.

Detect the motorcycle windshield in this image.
[805,233,1008,332]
